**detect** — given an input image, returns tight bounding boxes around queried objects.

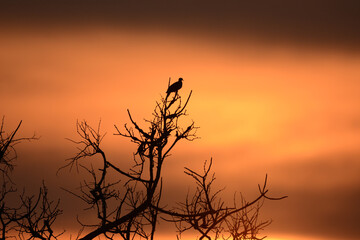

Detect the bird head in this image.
[179,77,183,82]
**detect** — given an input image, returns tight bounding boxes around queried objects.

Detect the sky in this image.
[1,1,360,239]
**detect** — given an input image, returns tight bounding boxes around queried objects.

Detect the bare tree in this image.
[169,159,280,240]
[0,117,32,239]
[0,117,63,240]
[1,80,286,239]
[1,118,27,173]
[61,81,286,240]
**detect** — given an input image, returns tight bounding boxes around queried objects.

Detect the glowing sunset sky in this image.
[1,1,360,239]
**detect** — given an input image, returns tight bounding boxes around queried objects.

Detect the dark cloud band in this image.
[1,0,360,49]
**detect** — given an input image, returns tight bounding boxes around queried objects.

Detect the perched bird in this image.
[166,78,183,99]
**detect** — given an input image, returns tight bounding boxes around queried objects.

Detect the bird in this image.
[166,78,183,99]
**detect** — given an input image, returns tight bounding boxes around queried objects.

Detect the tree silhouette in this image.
[1,81,286,239]
[60,82,286,240]
[0,117,63,240]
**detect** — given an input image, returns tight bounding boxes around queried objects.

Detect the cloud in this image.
[260,152,360,239]
[264,185,360,240]
[1,1,359,49]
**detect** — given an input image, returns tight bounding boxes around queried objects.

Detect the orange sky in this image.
[1,2,360,239]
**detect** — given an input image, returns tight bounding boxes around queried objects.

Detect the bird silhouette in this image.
[166,78,183,99]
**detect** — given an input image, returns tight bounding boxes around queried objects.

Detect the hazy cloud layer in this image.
[10,146,360,239]
[1,1,360,49]
[262,153,360,239]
